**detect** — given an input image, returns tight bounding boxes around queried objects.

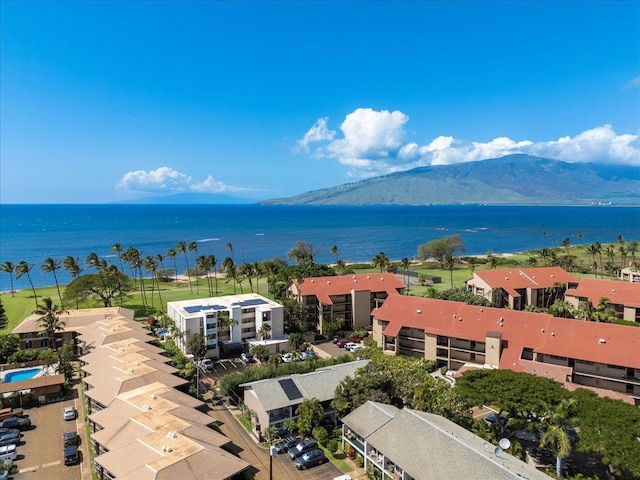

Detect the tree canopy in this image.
[62,271,132,307]
[417,234,466,268]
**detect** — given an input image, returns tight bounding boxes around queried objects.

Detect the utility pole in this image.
[269,445,275,480]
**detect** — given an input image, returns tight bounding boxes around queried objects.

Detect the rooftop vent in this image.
[611,289,615,293]
[550,274,555,278]
[599,338,606,344]
[168,431,178,439]
[541,328,545,333]
[551,332,555,337]
[381,277,384,281]
[416,309,422,314]
[143,403,151,411]
[150,394,157,400]
[327,281,330,285]
[453,314,457,319]
[367,275,371,279]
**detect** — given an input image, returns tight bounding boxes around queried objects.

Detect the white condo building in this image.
[167,293,287,358]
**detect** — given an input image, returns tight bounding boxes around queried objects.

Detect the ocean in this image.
[0,204,639,291]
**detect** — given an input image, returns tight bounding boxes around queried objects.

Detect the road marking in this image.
[18,466,38,473]
[43,460,62,467]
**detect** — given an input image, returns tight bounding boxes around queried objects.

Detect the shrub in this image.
[312,426,329,446]
[355,456,364,468]
[328,438,340,454]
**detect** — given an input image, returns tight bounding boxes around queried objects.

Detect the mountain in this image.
[117,192,254,205]
[262,155,640,205]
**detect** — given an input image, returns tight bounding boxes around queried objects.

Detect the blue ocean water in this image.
[0,204,638,291]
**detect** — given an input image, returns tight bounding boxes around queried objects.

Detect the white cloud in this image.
[625,76,640,89]
[295,117,336,153]
[295,108,640,177]
[116,167,246,194]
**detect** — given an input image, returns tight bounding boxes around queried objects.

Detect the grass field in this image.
[0,242,627,334]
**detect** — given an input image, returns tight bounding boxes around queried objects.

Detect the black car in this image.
[294,448,327,470]
[0,433,19,447]
[288,439,318,460]
[64,431,79,447]
[1,417,31,430]
[0,428,19,438]
[272,436,299,454]
[64,445,79,466]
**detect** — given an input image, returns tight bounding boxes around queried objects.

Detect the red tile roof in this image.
[472,267,579,297]
[373,296,640,370]
[298,273,405,305]
[565,278,640,308]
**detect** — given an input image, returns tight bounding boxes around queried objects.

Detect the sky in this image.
[1,1,639,204]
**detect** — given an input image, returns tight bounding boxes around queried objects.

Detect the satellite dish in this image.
[499,438,511,450]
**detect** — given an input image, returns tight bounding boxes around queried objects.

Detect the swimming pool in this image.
[2,367,43,383]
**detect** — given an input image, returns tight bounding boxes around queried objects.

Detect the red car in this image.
[335,338,348,348]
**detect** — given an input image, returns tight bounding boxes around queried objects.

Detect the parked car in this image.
[294,448,327,469]
[64,445,79,465]
[272,436,299,454]
[0,429,18,439]
[0,432,20,447]
[0,407,24,421]
[0,444,17,463]
[484,413,507,426]
[281,353,293,363]
[64,431,79,447]
[302,350,318,360]
[63,406,76,421]
[241,353,255,363]
[0,469,8,479]
[344,342,358,351]
[288,439,318,460]
[1,416,31,430]
[335,338,348,348]
[349,344,364,353]
[196,359,215,371]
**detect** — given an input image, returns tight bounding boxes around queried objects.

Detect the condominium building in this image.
[286,273,405,333]
[342,401,552,480]
[465,266,579,310]
[565,278,640,322]
[167,293,286,358]
[371,295,640,404]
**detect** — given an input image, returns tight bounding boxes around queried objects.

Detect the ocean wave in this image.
[198,238,221,242]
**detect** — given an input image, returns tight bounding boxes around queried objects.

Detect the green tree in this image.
[372,252,391,273]
[40,258,62,305]
[222,257,238,294]
[412,379,472,428]
[189,333,207,360]
[58,339,76,383]
[166,248,179,283]
[312,426,329,446]
[0,297,7,330]
[188,241,199,294]
[176,241,193,292]
[417,235,466,268]
[16,261,38,308]
[0,261,16,297]
[111,242,126,275]
[249,344,269,362]
[539,399,577,478]
[322,316,341,338]
[288,332,304,351]
[287,241,317,264]
[35,297,67,363]
[400,257,411,292]
[0,333,20,363]
[263,426,277,444]
[296,398,324,437]
[63,271,132,308]
[259,322,271,343]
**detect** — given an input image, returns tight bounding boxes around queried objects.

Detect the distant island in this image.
[261,154,640,206]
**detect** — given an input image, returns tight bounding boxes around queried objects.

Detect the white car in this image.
[344,342,358,351]
[281,353,293,363]
[196,359,215,371]
[349,344,365,352]
[62,406,76,421]
[0,444,16,462]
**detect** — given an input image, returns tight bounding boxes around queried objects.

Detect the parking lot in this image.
[13,391,83,480]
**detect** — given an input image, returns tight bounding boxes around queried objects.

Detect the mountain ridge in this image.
[261,155,640,206]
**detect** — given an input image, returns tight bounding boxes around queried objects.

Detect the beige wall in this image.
[485,334,501,367]
[352,290,372,329]
[243,389,269,433]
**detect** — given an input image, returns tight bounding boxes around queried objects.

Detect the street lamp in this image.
[269,444,276,480]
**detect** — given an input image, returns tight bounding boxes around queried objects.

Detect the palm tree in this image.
[35,297,67,361]
[605,246,616,278]
[111,242,125,273]
[222,257,237,294]
[155,253,168,283]
[259,322,271,343]
[539,399,576,477]
[0,261,16,297]
[267,353,282,373]
[41,257,63,303]
[176,241,192,292]
[372,251,390,273]
[239,262,255,292]
[143,256,164,312]
[166,248,179,283]
[122,246,140,286]
[587,244,598,278]
[335,259,347,275]
[188,241,199,294]
[401,257,411,292]
[16,261,38,308]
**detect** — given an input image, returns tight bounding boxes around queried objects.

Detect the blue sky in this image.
[1,1,639,203]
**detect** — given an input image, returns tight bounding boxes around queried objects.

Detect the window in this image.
[24,340,32,349]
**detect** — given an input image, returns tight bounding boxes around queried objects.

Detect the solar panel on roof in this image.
[278,378,303,401]
[232,298,268,307]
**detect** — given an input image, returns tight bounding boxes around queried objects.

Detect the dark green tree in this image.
[0,333,20,363]
[417,235,466,268]
[188,333,207,360]
[0,262,16,297]
[63,272,132,308]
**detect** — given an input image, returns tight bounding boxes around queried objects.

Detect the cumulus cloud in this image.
[116,167,246,194]
[296,108,640,177]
